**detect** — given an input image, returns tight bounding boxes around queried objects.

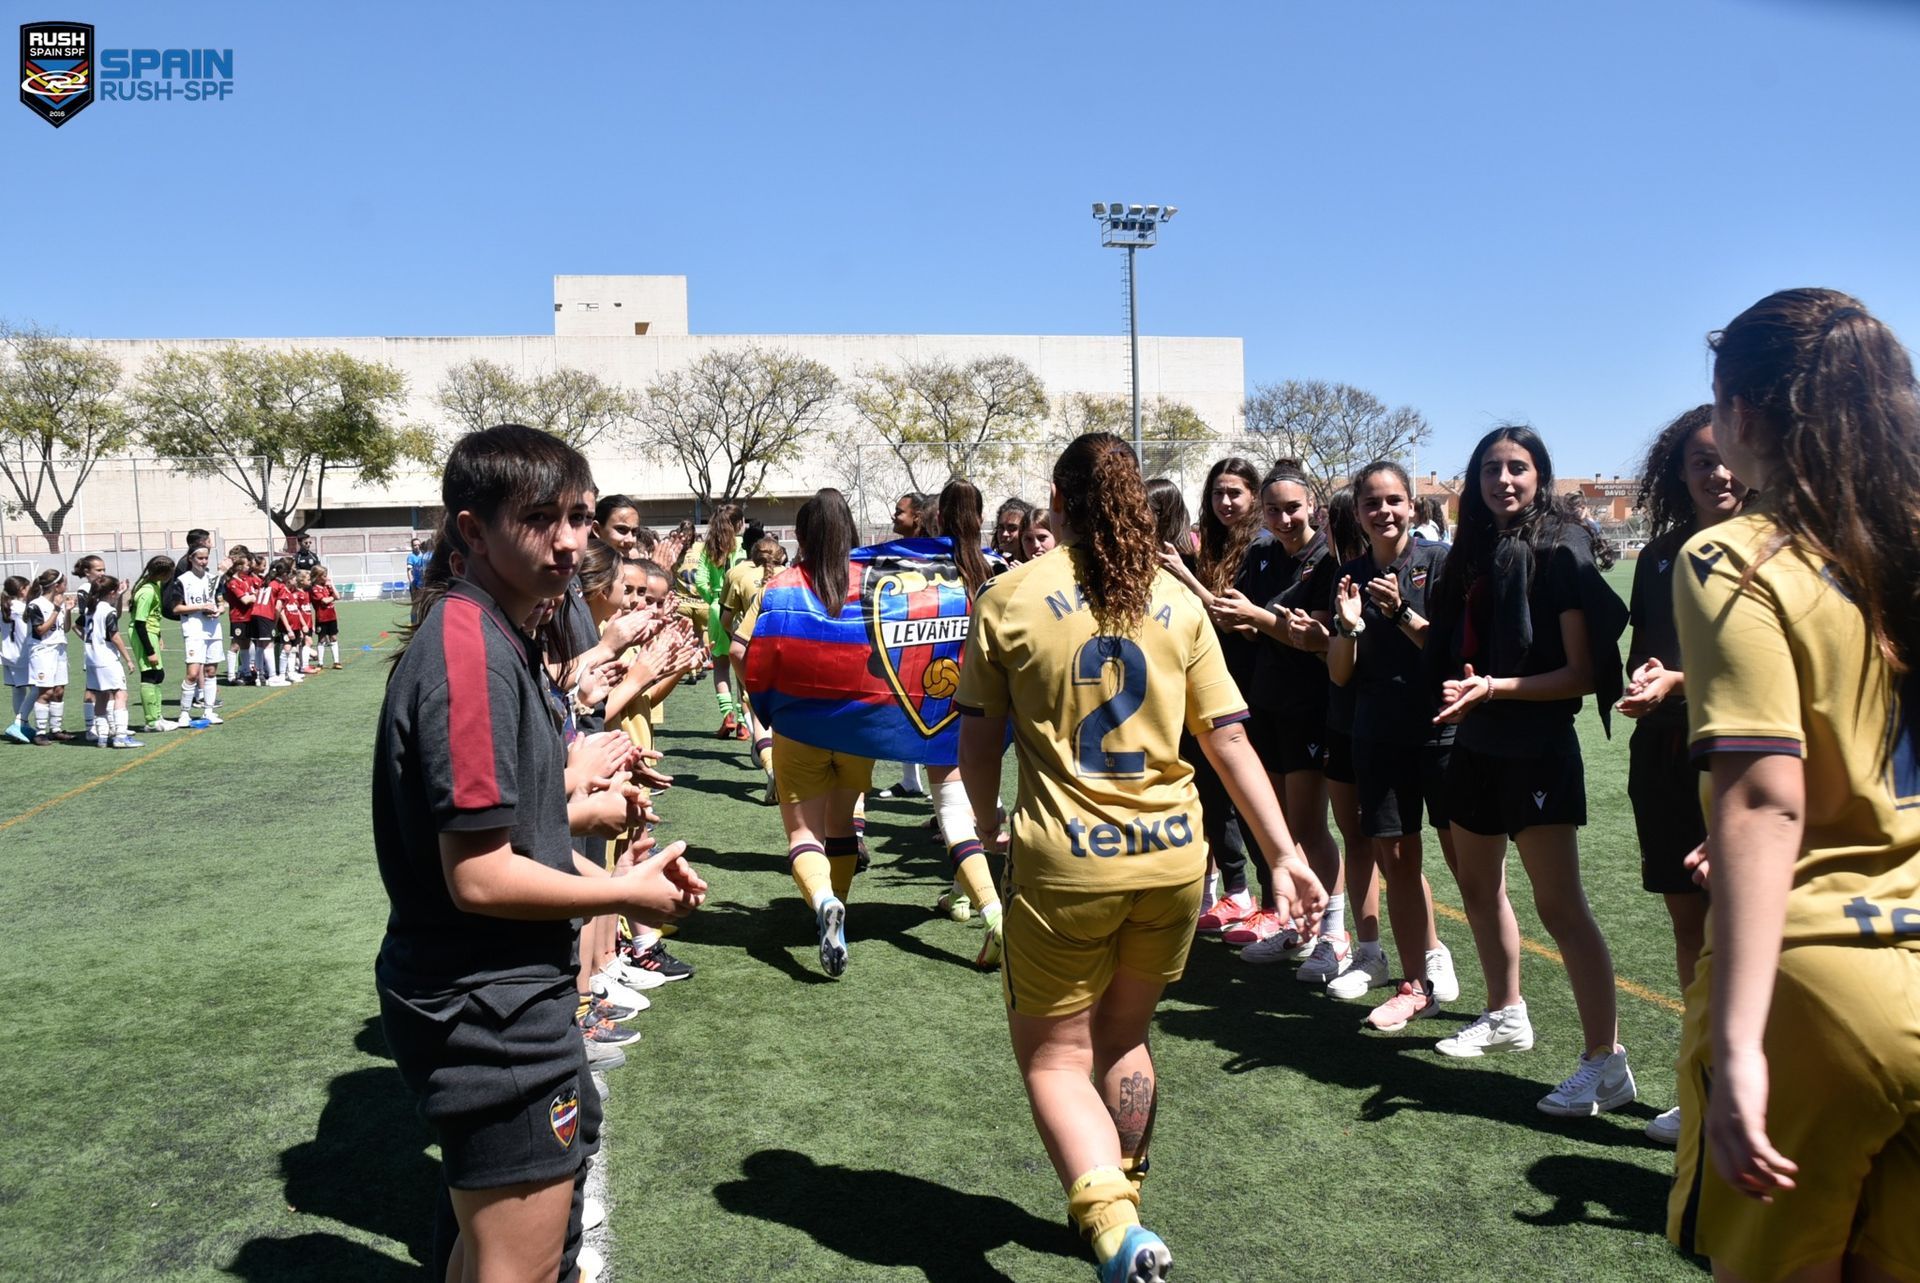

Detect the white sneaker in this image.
[1295,932,1352,984]
[577,1243,605,1283]
[582,1194,607,1231]
[1646,1104,1683,1146]
[591,968,652,1013]
[605,955,668,991]
[1435,1003,1535,1058]
[1425,942,1460,1004]
[1538,1047,1637,1117]
[1239,925,1315,964]
[265,677,291,687]
[150,718,180,732]
[1327,947,1390,1000]
[201,711,224,725]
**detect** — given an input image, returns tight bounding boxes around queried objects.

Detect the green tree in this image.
[1054,392,1216,479]
[0,324,135,552]
[434,359,638,452]
[635,346,839,513]
[136,346,429,538]
[850,355,1048,493]
[1241,379,1432,492]
[434,358,527,435]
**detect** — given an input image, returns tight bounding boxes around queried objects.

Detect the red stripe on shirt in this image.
[442,596,501,810]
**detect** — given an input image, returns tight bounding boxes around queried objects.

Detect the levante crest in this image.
[861,552,972,739]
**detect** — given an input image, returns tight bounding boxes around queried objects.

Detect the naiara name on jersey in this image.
[1044,582,1179,631]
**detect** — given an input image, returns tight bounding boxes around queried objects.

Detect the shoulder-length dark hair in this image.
[795,488,856,616]
[938,479,990,596]
[1635,405,1716,543]
[1194,456,1262,594]
[1430,424,1565,624]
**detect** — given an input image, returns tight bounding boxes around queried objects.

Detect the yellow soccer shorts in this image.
[1002,878,1204,1019]
[1669,944,1920,1282]
[770,732,874,805]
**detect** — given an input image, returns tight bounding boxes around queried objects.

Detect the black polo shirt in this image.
[1625,527,1690,728]
[1343,539,1453,747]
[1249,531,1333,717]
[1453,537,1584,757]
[373,578,576,995]
[293,549,321,571]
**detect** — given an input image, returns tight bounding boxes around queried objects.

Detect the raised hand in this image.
[1435,663,1493,724]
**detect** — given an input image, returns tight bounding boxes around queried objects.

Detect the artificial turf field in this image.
[0,580,1710,1282]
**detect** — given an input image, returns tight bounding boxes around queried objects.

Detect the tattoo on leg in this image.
[1108,1071,1155,1156]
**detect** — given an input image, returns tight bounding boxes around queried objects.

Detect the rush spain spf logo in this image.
[20,21,93,128]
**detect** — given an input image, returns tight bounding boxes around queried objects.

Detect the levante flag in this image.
[741,537,985,768]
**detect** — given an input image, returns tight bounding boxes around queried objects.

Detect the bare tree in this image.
[635,347,839,514]
[1053,392,1216,479]
[137,345,428,538]
[849,354,1048,492]
[0,324,134,552]
[435,358,526,435]
[1241,379,1431,492]
[521,367,638,452]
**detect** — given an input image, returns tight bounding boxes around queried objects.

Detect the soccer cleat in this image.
[112,735,145,749]
[591,970,652,1013]
[201,711,224,725]
[589,996,641,1025]
[1425,943,1461,1003]
[1295,932,1353,984]
[149,718,180,732]
[3,723,33,746]
[1366,982,1440,1031]
[1097,1225,1172,1283]
[1645,1105,1683,1146]
[1326,947,1390,1000]
[975,921,1004,970]
[816,896,848,978]
[630,941,694,982]
[1221,909,1287,947]
[936,890,972,922]
[876,785,926,800]
[1435,1004,1535,1058]
[1537,1047,1637,1118]
[579,1012,641,1048]
[1195,891,1254,934]
[331,662,343,670]
[265,676,291,687]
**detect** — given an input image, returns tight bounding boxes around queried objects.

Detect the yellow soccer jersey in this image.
[1675,509,1920,949]
[957,546,1248,892]
[720,560,769,626]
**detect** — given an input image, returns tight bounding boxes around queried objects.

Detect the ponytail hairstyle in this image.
[1054,432,1157,631]
[393,424,595,667]
[2,575,27,625]
[1635,405,1716,543]
[268,557,294,584]
[1430,424,1564,626]
[795,488,856,617]
[938,478,991,596]
[576,537,624,607]
[27,569,63,601]
[83,575,121,618]
[704,502,745,568]
[1194,456,1262,594]
[72,554,104,582]
[1711,287,1920,674]
[749,536,784,569]
[132,555,175,602]
[1259,460,1322,541]
[1145,478,1191,552]
[594,493,638,529]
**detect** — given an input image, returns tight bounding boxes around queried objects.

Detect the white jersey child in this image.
[177,566,223,721]
[84,599,130,746]
[2,600,31,729]
[25,594,70,737]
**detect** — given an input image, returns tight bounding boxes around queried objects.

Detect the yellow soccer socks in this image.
[788,842,833,908]
[1066,1166,1141,1265]
[824,836,860,902]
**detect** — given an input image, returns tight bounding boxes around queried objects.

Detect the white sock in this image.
[180,680,197,712]
[47,702,62,733]
[200,677,217,709]
[33,701,50,732]
[226,650,237,680]
[113,707,128,737]
[328,640,339,664]
[1322,893,1346,938]
[92,714,107,742]
[1355,938,1386,960]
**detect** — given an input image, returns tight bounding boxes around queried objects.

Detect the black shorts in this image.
[378,977,600,1191]
[1354,739,1451,838]
[1320,730,1356,785]
[248,617,276,641]
[1446,743,1587,836]
[315,620,339,638]
[1629,720,1707,895]
[1248,709,1327,776]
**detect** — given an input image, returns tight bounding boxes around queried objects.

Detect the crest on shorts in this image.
[549,1090,579,1149]
[861,555,971,739]
[20,22,93,127]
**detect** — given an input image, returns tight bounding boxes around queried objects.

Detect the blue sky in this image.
[5,0,1917,476]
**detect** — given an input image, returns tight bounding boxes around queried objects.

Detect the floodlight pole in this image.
[1127,244,1141,458]
[1093,202,1176,463]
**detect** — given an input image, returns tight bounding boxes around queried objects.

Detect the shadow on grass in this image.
[1159,942,1662,1150]
[714,1148,1082,1283]
[229,1017,435,1281]
[1517,1153,1681,1238]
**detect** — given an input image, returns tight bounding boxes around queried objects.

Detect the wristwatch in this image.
[1391,599,1413,623]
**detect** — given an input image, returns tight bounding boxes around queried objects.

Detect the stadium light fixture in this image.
[1090,199,1179,457]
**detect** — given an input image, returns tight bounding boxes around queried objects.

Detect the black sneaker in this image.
[633,941,694,982]
[590,996,640,1024]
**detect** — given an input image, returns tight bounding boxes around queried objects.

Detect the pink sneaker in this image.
[1196,892,1255,934]
[1365,982,1439,1031]
[1222,909,1285,946]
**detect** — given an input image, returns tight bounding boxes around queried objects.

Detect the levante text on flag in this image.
[742,537,985,768]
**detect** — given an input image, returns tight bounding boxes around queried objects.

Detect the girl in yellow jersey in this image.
[957,433,1326,1283]
[1668,288,1920,1283]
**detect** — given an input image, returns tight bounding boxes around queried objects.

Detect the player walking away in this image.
[1619,406,1747,1146]
[3,575,36,743]
[957,433,1326,1283]
[125,556,177,732]
[1665,289,1920,1283]
[173,546,225,724]
[689,502,748,738]
[879,494,937,799]
[993,497,1033,562]
[81,575,141,748]
[1208,463,1356,976]
[1327,461,1472,1029]
[1426,424,1635,1117]
[14,571,73,742]
[375,424,706,1283]
[733,488,873,978]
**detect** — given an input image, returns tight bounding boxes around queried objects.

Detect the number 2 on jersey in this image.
[1073,636,1147,779]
